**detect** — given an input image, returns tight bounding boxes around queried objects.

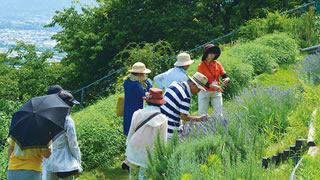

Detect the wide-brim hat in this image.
[188,72,208,91]
[143,88,166,105]
[202,44,221,61]
[174,52,194,66]
[128,62,151,73]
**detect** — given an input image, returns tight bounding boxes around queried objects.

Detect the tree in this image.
[45,0,309,97]
[0,41,63,101]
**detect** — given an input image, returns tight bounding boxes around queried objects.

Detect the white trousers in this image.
[198,90,223,116]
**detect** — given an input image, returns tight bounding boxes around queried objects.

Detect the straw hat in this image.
[143,88,166,105]
[128,62,151,73]
[174,53,194,66]
[202,44,221,61]
[189,72,208,91]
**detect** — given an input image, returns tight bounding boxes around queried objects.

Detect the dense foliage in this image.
[44,0,310,99]
[0,41,64,101]
[72,93,126,170]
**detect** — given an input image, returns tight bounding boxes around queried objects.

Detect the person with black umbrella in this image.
[7,133,51,180]
[45,90,82,180]
[7,85,70,180]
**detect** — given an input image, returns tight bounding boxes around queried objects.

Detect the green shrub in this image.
[0,100,22,143]
[226,43,278,75]
[166,134,224,179]
[296,154,320,179]
[115,41,175,79]
[219,56,254,98]
[72,93,126,170]
[0,146,8,180]
[254,32,298,64]
[241,9,319,48]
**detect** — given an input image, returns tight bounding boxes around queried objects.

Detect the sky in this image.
[0,0,95,18]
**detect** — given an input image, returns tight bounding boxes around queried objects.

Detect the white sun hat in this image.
[174,52,195,66]
[128,62,151,73]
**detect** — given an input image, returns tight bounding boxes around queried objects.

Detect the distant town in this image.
[0,14,65,62]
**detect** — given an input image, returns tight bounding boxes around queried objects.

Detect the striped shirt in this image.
[160,81,191,139]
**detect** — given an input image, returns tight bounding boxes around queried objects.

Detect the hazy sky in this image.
[0,0,95,18]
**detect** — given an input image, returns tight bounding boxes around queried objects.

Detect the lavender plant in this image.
[294,53,320,85]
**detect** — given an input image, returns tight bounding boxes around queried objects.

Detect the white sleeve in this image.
[66,117,81,164]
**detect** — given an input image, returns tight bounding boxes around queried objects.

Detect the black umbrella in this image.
[9,94,70,150]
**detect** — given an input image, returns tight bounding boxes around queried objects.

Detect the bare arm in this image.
[180,113,208,122]
[8,144,14,164]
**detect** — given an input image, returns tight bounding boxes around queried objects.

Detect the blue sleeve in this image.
[153,72,166,89]
[133,82,147,98]
[146,78,153,91]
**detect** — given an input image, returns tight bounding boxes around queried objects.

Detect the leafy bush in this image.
[0,100,22,143]
[0,146,8,180]
[72,93,126,170]
[226,43,278,75]
[219,56,254,98]
[115,41,175,79]
[241,9,319,48]
[254,32,298,64]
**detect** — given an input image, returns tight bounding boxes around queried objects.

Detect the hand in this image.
[209,84,223,92]
[222,78,230,86]
[200,114,210,122]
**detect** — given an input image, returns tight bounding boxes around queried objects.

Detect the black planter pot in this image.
[295,139,307,155]
[278,152,284,163]
[283,149,290,160]
[262,157,269,168]
[289,145,296,156]
[272,154,280,165]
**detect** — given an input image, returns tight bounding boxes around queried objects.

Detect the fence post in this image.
[81,88,84,105]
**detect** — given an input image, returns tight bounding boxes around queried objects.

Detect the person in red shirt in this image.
[197,44,230,116]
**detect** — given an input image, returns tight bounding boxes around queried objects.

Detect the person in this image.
[160,72,210,139]
[123,62,153,136]
[7,138,51,179]
[123,62,153,170]
[47,85,64,95]
[42,85,66,180]
[46,90,82,180]
[153,52,194,90]
[125,88,168,179]
[197,44,230,116]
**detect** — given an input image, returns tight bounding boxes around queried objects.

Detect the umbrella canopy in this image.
[9,94,70,150]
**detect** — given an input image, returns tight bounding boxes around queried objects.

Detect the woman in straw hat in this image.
[122,62,153,169]
[154,52,194,90]
[197,44,230,117]
[125,88,167,179]
[123,62,153,136]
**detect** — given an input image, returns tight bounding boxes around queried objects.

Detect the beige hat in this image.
[128,62,151,73]
[174,53,194,66]
[189,72,208,91]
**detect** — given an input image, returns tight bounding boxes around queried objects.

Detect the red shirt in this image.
[197,60,226,91]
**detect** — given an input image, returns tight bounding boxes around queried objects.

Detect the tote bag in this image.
[116,96,124,116]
